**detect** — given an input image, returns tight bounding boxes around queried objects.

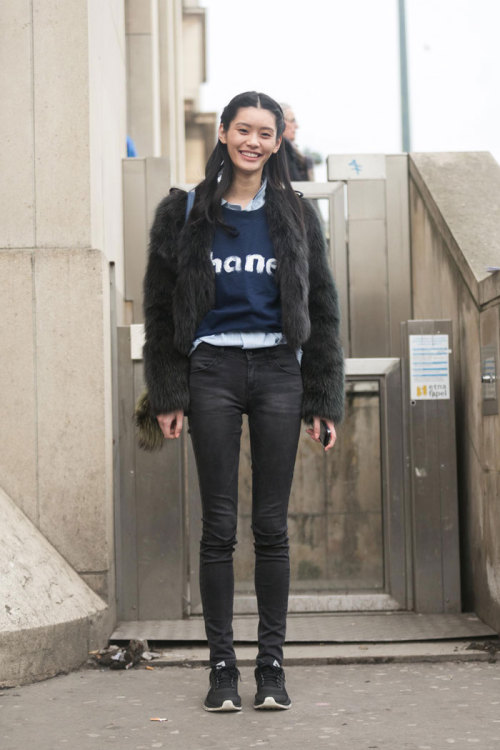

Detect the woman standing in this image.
[142,92,344,712]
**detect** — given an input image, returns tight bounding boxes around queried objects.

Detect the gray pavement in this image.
[2,658,500,750]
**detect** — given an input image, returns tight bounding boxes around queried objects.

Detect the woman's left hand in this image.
[306,417,337,452]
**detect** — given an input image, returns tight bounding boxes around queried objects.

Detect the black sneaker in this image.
[254,663,291,710]
[204,663,242,712]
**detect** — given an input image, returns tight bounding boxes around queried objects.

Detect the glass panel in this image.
[322,382,383,591]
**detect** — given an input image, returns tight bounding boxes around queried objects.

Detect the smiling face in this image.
[218,106,282,178]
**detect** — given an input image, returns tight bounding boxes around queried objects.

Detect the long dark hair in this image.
[190,91,304,235]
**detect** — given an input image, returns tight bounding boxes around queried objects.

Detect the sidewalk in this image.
[2,646,500,750]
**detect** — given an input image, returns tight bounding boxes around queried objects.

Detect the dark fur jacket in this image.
[143,185,345,425]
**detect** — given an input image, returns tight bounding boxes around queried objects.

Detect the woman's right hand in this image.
[157,410,184,439]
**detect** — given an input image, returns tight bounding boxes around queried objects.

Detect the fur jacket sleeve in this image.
[299,199,344,424]
[142,187,344,425]
[142,190,192,417]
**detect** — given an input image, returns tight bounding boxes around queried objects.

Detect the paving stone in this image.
[1,661,500,749]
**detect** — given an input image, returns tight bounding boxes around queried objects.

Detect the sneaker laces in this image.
[257,665,284,688]
[213,665,240,689]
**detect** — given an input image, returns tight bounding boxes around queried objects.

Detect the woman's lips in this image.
[240,151,260,159]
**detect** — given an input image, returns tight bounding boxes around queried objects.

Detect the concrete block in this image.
[126,33,155,157]
[0,487,109,687]
[410,152,500,289]
[349,218,389,357]
[88,0,126,288]
[33,0,91,247]
[125,0,152,34]
[347,180,386,221]
[109,0,126,56]
[182,7,207,102]
[185,133,206,184]
[80,572,112,602]
[0,250,38,522]
[34,249,113,578]
[0,0,35,247]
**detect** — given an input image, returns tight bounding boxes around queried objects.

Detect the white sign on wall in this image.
[327,154,387,181]
[409,334,450,400]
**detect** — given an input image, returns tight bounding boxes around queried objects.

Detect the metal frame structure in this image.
[292,181,349,352]
[343,358,409,611]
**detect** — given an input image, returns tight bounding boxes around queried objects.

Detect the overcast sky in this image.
[200,0,500,174]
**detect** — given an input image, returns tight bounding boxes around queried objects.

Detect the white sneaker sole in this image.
[204,699,242,712]
[254,696,292,710]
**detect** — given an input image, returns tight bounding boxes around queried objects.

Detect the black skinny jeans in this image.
[188,343,303,667]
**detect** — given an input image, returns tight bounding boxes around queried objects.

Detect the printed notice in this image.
[409,334,450,400]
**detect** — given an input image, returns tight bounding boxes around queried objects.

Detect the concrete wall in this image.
[126,0,186,181]
[88,0,127,316]
[125,0,215,185]
[182,3,217,183]
[182,3,206,107]
[125,0,160,158]
[0,0,127,680]
[0,488,108,687]
[409,152,500,632]
[0,248,114,600]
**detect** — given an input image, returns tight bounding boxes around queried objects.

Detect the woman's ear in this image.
[218,123,227,144]
[272,136,282,154]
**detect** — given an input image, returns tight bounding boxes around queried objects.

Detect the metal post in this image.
[401,320,461,613]
[398,0,411,152]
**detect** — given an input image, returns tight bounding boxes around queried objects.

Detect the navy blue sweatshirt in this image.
[195,206,282,338]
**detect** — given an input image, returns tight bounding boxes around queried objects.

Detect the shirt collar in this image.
[221,177,267,212]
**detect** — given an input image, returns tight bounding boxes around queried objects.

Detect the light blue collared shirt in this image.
[220,178,267,211]
[190,179,302,362]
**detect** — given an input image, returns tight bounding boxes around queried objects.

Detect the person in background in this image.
[280,103,314,181]
[142,92,344,712]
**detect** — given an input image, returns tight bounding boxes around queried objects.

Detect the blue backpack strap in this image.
[185,189,195,223]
